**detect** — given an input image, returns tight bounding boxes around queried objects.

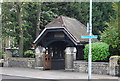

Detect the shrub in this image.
[24,50,35,58]
[84,42,110,62]
[118,57,120,65]
[0,54,4,59]
[118,58,120,77]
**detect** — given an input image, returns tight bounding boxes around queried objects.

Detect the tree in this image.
[2,2,32,56]
[2,2,18,48]
[0,1,2,57]
[36,2,42,37]
[41,2,115,35]
[100,2,120,55]
[2,2,116,57]
[15,2,24,57]
[2,2,58,54]
[92,2,115,35]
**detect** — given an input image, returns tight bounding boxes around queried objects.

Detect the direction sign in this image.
[81,34,98,80]
[81,35,98,39]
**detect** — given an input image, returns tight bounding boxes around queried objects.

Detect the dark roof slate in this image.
[45,16,98,43]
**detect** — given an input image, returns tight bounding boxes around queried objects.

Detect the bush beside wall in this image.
[84,42,110,62]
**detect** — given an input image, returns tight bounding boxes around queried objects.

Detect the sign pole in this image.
[0,0,2,81]
[88,0,92,80]
[81,0,97,79]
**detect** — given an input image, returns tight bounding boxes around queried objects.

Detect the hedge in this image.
[84,42,110,62]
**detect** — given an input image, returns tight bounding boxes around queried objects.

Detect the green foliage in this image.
[100,2,120,55]
[92,2,115,35]
[41,2,115,35]
[84,42,110,62]
[40,10,58,29]
[2,2,116,54]
[2,2,58,52]
[118,58,120,64]
[0,54,4,59]
[24,50,35,58]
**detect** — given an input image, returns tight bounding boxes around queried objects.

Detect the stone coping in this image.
[74,60,109,64]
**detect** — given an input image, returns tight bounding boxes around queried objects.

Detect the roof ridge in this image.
[61,15,77,20]
[45,16,63,27]
[60,15,66,27]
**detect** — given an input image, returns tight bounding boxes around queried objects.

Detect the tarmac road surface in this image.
[0,67,119,81]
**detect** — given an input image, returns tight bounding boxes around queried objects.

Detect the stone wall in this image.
[109,56,120,76]
[5,57,120,76]
[74,61,109,75]
[8,58,35,68]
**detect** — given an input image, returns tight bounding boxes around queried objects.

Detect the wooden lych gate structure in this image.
[34,16,97,70]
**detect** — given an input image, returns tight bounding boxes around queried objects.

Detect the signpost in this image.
[81,35,98,39]
[81,35,98,80]
[81,0,97,80]
[81,34,98,80]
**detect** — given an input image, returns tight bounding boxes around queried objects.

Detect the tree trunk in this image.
[36,3,41,38]
[0,1,2,58]
[16,3,23,57]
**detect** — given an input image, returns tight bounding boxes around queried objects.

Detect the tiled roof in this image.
[45,16,98,43]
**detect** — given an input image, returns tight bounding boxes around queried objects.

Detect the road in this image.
[0,67,119,81]
[0,74,119,81]
[1,74,33,79]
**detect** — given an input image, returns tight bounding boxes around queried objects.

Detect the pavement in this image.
[1,74,33,79]
[0,67,119,80]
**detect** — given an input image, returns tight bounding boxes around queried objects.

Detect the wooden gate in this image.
[43,54,51,69]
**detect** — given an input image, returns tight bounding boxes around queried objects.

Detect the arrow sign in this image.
[81,35,98,39]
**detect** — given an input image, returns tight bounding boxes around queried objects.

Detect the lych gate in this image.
[33,16,97,70]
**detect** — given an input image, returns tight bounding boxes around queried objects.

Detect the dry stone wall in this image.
[74,61,109,75]
[8,58,35,68]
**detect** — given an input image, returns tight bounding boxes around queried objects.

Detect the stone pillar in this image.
[4,49,12,67]
[109,56,120,76]
[35,46,45,67]
[65,47,77,71]
[73,48,77,60]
